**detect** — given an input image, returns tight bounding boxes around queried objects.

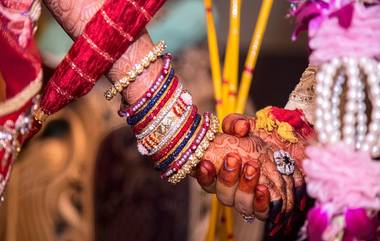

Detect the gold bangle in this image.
[168,114,219,184]
[104,40,167,100]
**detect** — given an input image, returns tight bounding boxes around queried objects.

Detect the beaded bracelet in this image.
[118,54,172,118]
[154,114,201,171]
[136,90,192,140]
[104,40,167,100]
[167,114,219,184]
[127,69,175,125]
[161,112,211,179]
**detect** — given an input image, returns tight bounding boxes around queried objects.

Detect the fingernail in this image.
[233,119,250,137]
[244,165,257,180]
[255,189,265,202]
[200,166,209,176]
[224,156,239,171]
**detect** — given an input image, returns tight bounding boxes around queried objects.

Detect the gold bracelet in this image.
[168,114,219,184]
[104,40,167,100]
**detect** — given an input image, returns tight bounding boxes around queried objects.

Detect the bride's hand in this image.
[196,113,311,236]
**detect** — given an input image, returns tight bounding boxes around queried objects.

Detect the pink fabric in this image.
[304,143,380,214]
[309,3,380,64]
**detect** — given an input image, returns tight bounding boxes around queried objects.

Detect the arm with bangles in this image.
[44,0,315,238]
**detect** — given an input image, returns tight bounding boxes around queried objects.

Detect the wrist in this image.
[106,30,163,104]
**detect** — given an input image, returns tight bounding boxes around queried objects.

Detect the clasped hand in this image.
[196,113,311,235]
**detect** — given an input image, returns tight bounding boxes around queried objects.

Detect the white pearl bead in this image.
[369,122,380,132]
[344,114,355,124]
[331,58,341,67]
[330,134,339,143]
[343,126,354,135]
[325,125,334,133]
[347,90,357,99]
[333,120,340,128]
[315,120,323,131]
[371,146,380,158]
[344,137,354,146]
[316,73,326,82]
[374,111,380,120]
[346,102,357,112]
[319,133,328,143]
[361,143,370,152]
[368,75,377,84]
[357,125,367,133]
[316,85,324,94]
[367,134,376,144]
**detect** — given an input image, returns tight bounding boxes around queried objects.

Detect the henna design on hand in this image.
[43,0,104,38]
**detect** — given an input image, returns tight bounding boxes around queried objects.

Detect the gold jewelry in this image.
[168,114,219,184]
[33,108,48,124]
[104,40,167,100]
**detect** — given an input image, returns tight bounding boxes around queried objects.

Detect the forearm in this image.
[107,31,163,104]
[43,0,160,104]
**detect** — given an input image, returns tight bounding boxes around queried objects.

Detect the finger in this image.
[216,153,242,206]
[283,175,295,214]
[234,160,260,215]
[222,114,250,137]
[196,160,217,193]
[253,184,270,220]
[260,154,288,215]
[293,168,306,212]
[259,175,283,237]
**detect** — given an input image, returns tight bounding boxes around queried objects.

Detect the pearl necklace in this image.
[315,57,380,157]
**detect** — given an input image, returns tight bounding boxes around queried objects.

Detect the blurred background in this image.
[0,1,309,241]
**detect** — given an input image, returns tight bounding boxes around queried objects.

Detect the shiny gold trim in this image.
[0,71,42,116]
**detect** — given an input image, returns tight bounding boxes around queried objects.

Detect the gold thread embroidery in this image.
[101,9,134,42]
[0,71,42,116]
[82,33,115,62]
[66,56,95,84]
[126,0,152,21]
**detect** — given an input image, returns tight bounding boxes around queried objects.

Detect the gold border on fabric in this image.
[0,70,42,116]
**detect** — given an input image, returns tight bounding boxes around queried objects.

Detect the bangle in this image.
[149,105,198,160]
[154,114,201,171]
[104,40,167,100]
[167,114,219,184]
[127,69,175,126]
[137,105,195,155]
[118,54,172,118]
[134,80,180,130]
[138,88,187,147]
[139,99,191,150]
[161,112,211,179]
[136,90,192,140]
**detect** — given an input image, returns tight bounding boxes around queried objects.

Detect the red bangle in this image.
[161,112,211,179]
[133,76,179,133]
[151,105,198,162]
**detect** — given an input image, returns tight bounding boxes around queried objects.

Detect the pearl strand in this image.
[315,57,380,157]
[343,57,360,147]
[360,58,380,156]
